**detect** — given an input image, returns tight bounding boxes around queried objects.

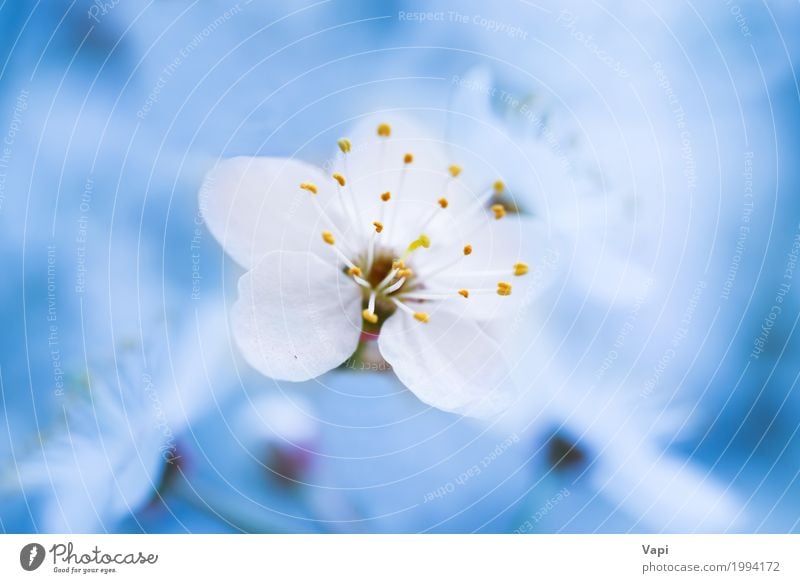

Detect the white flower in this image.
[3,357,168,532]
[1,303,230,533]
[448,67,651,304]
[201,116,554,417]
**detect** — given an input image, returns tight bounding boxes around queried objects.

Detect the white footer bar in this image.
[0,534,796,582]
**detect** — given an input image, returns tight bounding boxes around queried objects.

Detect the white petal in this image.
[200,156,344,269]
[378,309,518,417]
[232,251,362,381]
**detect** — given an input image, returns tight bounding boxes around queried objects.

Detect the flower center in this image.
[364,250,399,289]
[302,122,531,331]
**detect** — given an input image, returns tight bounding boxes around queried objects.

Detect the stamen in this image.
[352,274,371,288]
[391,298,430,324]
[494,180,505,193]
[377,257,411,292]
[460,184,506,222]
[299,182,318,194]
[419,199,448,233]
[496,282,512,296]
[373,221,384,233]
[439,164,463,213]
[366,231,378,273]
[415,244,473,281]
[376,267,400,290]
[491,204,506,220]
[403,286,506,300]
[331,173,362,245]
[338,144,367,245]
[384,277,406,294]
[321,234,369,288]
[402,290,468,300]
[305,181,355,255]
[377,123,391,137]
[362,291,378,323]
[373,191,392,235]
[438,265,529,279]
[385,153,412,244]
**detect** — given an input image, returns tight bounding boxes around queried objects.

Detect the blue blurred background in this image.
[0,0,798,533]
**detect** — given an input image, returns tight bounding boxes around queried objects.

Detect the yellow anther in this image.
[337,138,351,153]
[458,289,469,298]
[321,231,335,245]
[438,197,449,209]
[448,164,462,177]
[380,191,391,202]
[373,221,384,233]
[496,281,512,296]
[513,262,529,276]
[413,311,430,323]
[362,309,378,324]
[300,182,318,194]
[493,180,505,193]
[392,259,406,270]
[491,203,506,220]
[332,173,346,187]
[377,123,391,137]
[348,266,362,277]
[404,153,414,164]
[463,244,473,256]
[398,268,413,278]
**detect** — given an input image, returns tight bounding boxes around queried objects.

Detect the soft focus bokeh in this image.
[1,0,799,533]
